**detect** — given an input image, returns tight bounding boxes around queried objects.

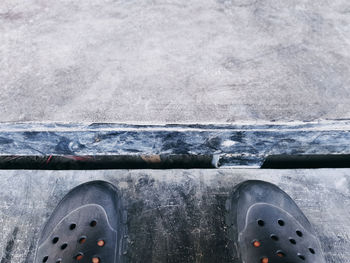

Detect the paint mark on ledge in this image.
[221,140,236,147]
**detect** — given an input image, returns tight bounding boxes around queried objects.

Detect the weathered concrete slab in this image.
[1,0,350,123]
[0,169,349,262]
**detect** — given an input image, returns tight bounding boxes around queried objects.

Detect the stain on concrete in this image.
[1,227,19,263]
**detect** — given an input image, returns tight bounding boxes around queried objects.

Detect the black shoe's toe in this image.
[35,181,126,263]
[226,180,325,263]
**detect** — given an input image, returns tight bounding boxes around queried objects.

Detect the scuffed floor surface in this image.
[0,169,349,262]
[1,0,350,123]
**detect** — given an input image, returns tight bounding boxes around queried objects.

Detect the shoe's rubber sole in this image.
[225,180,325,263]
[34,181,127,263]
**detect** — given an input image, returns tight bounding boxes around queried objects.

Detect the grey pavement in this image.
[1,0,350,123]
[1,169,349,262]
[0,1,350,262]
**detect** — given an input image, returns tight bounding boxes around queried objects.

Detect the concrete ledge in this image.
[0,121,350,167]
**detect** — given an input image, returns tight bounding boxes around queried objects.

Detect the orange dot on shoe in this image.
[253,241,261,247]
[79,237,87,244]
[261,257,269,263]
[76,254,83,260]
[97,240,105,247]
[92,257,100,263]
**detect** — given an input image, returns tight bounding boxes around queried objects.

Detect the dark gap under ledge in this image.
[0,154,350,169]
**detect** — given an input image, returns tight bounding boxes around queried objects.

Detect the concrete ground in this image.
[1,169,349,263]
[1,0,350,123]
[1,0,350,262]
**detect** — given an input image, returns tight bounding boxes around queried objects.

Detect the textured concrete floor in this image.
[1,0,350,123]
[0,169,349,263]
[1,1,350,262]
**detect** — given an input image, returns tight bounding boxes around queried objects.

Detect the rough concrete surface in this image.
[1,0,350,123]
[1,1,350,262]
[0,169,349,262]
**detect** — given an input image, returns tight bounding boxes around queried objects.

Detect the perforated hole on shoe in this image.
[276,250,286,257]
[251,240,261,247]
[70,223,76,230]
[298,253,306,260]
[309,248,315,254]
[296,230,303,237]
[289,238,296,244]
[79,236,87,244]
[278,219,285,226]
[52,237,59,244]
[60,243,68,250]
[90,220,97,227]
[270,234,279,241]
[257,219,265,226]
[97,240,105,247]
[55,259,62,263]
[75,252,84,260]
[42,256,48,262]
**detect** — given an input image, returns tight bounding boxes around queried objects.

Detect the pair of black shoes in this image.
[34,180,325,263]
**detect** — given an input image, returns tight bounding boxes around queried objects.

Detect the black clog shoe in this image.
[34,181,126,263]
[226,180,325,263]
